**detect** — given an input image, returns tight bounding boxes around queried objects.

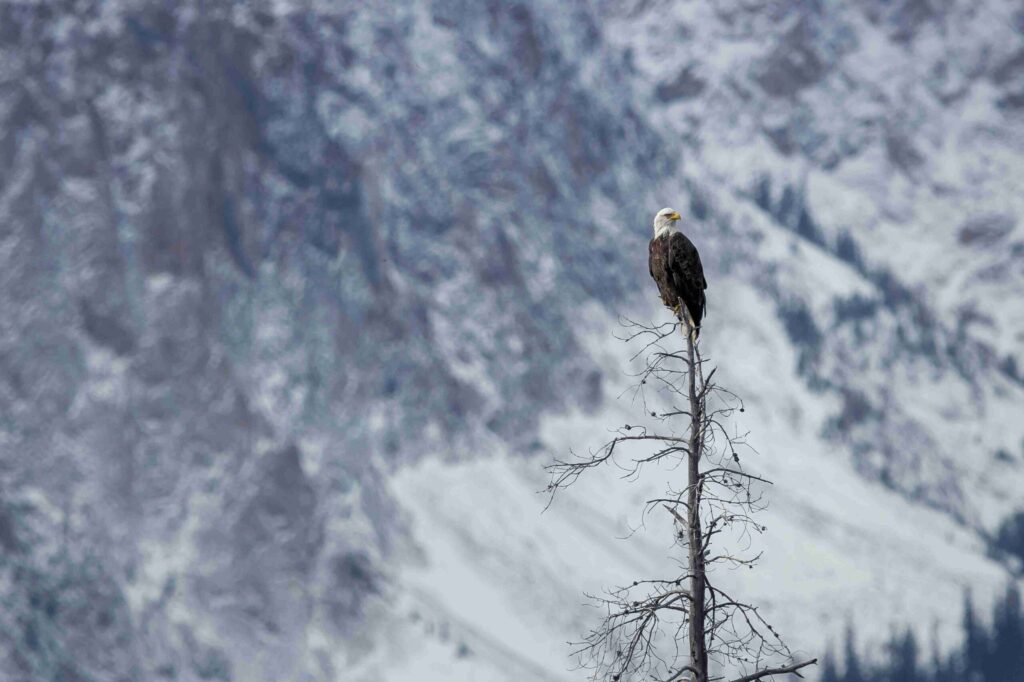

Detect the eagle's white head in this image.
[653,207,682,238]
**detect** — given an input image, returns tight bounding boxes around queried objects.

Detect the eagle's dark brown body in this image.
[649,231,707,335]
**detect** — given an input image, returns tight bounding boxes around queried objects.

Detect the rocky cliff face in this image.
[1,1,1022,680]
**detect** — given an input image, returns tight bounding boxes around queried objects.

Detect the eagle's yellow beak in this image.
[668,212,681,221]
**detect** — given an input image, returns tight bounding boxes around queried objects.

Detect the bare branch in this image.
[728,659,818,682]
[545,315,810,681]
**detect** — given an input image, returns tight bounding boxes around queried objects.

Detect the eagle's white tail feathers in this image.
[676,305,700,343]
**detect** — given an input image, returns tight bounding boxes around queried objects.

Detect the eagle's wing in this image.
[667,232,706,326]
[649,237,674,308]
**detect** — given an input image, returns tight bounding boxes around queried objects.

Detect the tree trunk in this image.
[685,319,708,681]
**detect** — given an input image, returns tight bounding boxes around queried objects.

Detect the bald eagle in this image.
[649,208,707,337]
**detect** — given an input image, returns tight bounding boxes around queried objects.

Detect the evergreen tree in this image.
[843,625,866,682]
[823,586,1024,682]
[886,629,919,682]
[821,649,841,682]
[963,589,988,682]
[989,583,1024,682]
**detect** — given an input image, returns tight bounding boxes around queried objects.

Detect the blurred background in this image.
[1,1,1023,680]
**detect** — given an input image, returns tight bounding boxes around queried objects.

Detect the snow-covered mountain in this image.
[1,1,1022,680]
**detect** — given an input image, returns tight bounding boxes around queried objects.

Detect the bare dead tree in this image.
[546,315,816,682]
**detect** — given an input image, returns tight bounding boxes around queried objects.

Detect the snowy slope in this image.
[377,289,1013,681]
[1,1,1023,681]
